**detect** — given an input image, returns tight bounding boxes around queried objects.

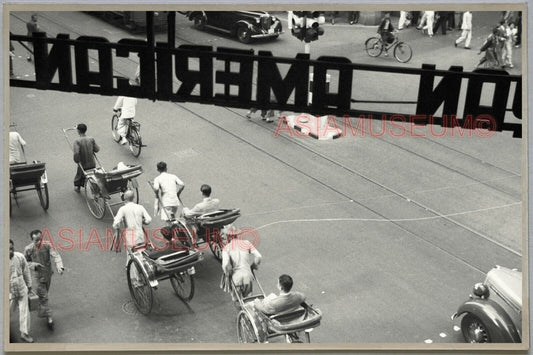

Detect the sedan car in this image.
[186,11,283,43]
[451,265,522,343]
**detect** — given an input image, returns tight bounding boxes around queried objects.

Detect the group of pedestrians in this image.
[10,231,64,343]
[475,12,520,69]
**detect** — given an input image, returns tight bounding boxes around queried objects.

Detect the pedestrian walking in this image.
[26,13,40,62]
[398,11,411,30]
[348,11,359,25]
[476,28,501,69]
[10,239,34,343]
[502,22,517,68]
[432,11,448,35]
[514,12,521,47]
[9,130,27,164]
[113,96,138,145]
[153,161,185,221]
[454,11,472,49]
[422,11,435,37]
[73,123,100,192]
[328,11,338,25]
[24,230,64,331]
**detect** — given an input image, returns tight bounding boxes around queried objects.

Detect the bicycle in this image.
[365,33,413,63]
[111,108,143,157]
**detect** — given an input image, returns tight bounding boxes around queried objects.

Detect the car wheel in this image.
[237,26,252,44]
[194,15,205,30]
[461,314,491,343]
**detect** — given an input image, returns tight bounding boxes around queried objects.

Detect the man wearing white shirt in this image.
[113,96,138,145]
[455,11,472,49]
[153,161,185,221]
[9,131,27,164]
[113,190,152,250]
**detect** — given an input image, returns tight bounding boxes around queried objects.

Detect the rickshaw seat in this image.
[195,209,241,229]
[267,304,322,332]
[10,162,46,186]
[143,244,189,260]
[269,307,306,323]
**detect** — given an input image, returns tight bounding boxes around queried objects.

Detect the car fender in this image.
[454,298,521,342]
[232,20,253,35]
[188,11,205,21]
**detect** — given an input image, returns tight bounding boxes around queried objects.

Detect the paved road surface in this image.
[7,10,523,348]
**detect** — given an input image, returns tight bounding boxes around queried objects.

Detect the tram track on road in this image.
[11,11,523,271]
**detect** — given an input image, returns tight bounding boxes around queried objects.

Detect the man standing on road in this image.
[182,184,220,217]
[113,96,138,145]
[73,123,100,192]
[10,239,34,343]
[113,190,152,250]
[454,11,472,49]
[26,13,40,62]
[153,161,185,221]
[24,230,64,331]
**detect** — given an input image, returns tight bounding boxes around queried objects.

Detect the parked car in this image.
[186,11,283,43]
[451,265,522,343]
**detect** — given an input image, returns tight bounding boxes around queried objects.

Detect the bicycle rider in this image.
[377,12,395,52]
[113,96,138,145]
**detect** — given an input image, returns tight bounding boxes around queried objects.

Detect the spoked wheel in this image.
[36,182,49,211]
[394,42,413,63]
[127,258,154,315]
[461,314,491,343]
[365,37,383,57]
[111,114,121,142]
[208,228,229,262]
[285,331,311,343]
[170,271,195,302]
[237,26,252,44]
[84,178,106,219]
[128,128,142,158]
[237,311,259,343]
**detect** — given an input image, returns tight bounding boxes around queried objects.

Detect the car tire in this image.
[461,313,491,343]
[237,26,252,44]
[194,15,205,30]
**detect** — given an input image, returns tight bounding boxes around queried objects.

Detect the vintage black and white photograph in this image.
[5,3,527,352]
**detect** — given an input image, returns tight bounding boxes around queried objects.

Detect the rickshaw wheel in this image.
[208,230,227,262]
[170,272,195,302]
[84,179,106,219]
[237,311,259,343]
[461,313,491,343]
[127,258,154,315]
[111,114,121,142]
[129,128,142,157]
[36,182,49,210]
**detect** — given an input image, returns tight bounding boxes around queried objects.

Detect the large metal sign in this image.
[10,29,522,138]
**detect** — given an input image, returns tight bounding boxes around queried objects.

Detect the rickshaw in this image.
[62,127,142,219]
[230,273,322,343]
[9,160,49,215]
[112,224,204,315]
[148,181,241,262]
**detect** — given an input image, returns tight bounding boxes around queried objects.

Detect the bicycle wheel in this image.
[36,182,49,211]
[237,311,259,343]
[365,37,383,57]
[129,127,142,158]
[111,114,121,142]
[394,42,412,63]
[127,258,154,315]
[170,271,195,302]
[84,178,106,219]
